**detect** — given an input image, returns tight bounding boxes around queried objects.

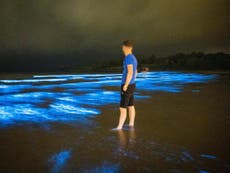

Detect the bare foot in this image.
[124,124,134,128]
[111,127,122,131]
[122,124,135,131]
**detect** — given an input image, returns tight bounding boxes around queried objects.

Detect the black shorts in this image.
[120,83,136,108]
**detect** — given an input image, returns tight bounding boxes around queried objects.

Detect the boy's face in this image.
[122,45,126,54]
[122,45,132,54]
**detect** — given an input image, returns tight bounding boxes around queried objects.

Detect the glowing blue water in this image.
[48,149,72,173]
[0,71,218,127]
[199,170,209,173]
[84,161,120,173]
[200,154,217,159]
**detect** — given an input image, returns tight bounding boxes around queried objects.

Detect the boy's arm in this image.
[123,64,133,90]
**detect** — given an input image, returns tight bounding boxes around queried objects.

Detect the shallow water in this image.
[0,71,229,172]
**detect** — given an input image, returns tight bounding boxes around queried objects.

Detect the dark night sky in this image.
[0,0,230,72]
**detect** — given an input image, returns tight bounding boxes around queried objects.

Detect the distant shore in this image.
[66,52,230,74]
[0,52,229,75]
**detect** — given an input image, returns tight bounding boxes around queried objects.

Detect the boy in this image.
[113,40,138,130]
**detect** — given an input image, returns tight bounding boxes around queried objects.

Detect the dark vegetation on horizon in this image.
[68,52,230,73]
[0,52,229,73]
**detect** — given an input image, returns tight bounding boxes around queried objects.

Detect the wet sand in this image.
[0,71,229,173]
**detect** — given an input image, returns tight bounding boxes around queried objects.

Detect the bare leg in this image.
[128,106,135,127]
[117,107,127,129]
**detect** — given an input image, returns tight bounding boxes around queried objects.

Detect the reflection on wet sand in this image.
[117,127,136,149]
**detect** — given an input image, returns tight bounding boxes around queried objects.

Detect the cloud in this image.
[0,0,229,58]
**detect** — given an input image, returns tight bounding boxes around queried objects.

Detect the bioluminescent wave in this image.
[0,78,68,83]
[0,84,32,94]
[0,72,218,127]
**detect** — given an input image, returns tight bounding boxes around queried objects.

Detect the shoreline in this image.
[0,69,229,78]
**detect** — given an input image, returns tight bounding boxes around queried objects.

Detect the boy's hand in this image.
[123,84,128,91]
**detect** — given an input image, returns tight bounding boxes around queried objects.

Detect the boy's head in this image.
[122,40,134,54]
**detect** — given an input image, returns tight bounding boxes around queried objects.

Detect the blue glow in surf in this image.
[85,161,120,173]
[199,170,209,173]
[48,149,72,173]
[181,151,194,162]
[0,78,68,83]
[0,84,32,94]
[0,71,218,127]
[50,101,100,116]
[200,154,217,159]
[0,92,57,104]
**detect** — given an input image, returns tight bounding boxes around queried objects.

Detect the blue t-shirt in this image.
[121,53,138,84]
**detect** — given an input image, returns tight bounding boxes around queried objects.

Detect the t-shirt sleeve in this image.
[125,55,133,65]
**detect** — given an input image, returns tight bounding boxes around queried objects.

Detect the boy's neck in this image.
[125,51,132,56]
